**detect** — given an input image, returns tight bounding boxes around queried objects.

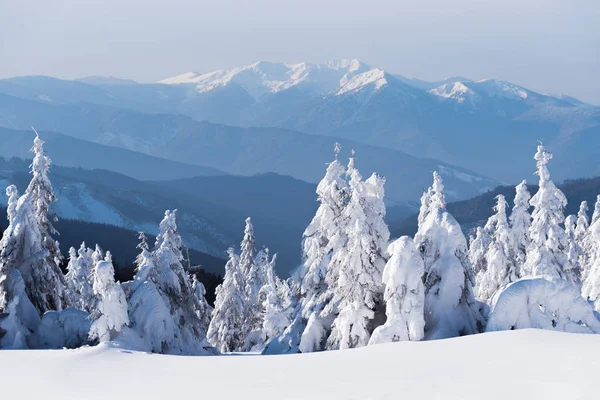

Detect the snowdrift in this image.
[0,329,597,400]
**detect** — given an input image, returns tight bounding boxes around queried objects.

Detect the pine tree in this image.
[523,145,572,279]
[207,248,246,352]
[476,195,518,302]
[242,246,268,351]
[191,275,213,333]
[564,215,582,284]
[509,180,531,272]
[325,152,389,350]
[369,237,425,345]
[414,172,485,339]
[0,191,66,315]
[152,210,213,354]
[261,254,293,343]
[65,243,95,312]
[295,144,348,354]
[576,201,595,281]
[592,195,600,226]
[469,227,492,278]
[25,132,63,275]
[88,259,129,343]
[128,233,174,353]
[127,213,215,355]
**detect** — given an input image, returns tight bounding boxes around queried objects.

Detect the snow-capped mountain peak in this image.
[157,59,386,98]
[428,81,480,106]
[474,79,529,100]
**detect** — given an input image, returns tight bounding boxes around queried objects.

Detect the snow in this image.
[157,59,386,98]
[428,81,481,107]
[0,330,598,399]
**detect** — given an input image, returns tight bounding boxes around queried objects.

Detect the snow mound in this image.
[0,330,599,399]
[487,276,600,334]
[30,308,91,349]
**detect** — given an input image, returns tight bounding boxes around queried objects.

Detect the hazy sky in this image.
[1,0,599,104]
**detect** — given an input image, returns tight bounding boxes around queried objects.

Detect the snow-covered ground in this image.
[1,329,598,399]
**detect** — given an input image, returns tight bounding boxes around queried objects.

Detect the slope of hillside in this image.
[0,329,596,399]
[0,94,497,203]
[0,127,225,181]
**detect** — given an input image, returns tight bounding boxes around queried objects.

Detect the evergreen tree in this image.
[369,237,425,345]
[261,254,293,343]
[523,145,572,279]
[414,172,485,339]
[592,195,600,226]
[509,180,531,272]
[577,201,595,281]
[128,233,174,353]
[25,132,63,278]
[191,275,213,333]
[242,246,269,351]
[65,243,95,312]
[468,227,492,278]
[207,248,246,352]
[128,212,215,355]
[564,215,582,284]
[152,209,213,354]
[295,144,348,354]
[476,195,518,302]
[88,259,129,343]
[325,152,389,350]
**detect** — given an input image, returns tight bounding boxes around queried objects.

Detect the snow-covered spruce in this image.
[65,243,95,313]
[523,145,574,281]
[127,213,216,355]
[476,195,518,302]
[469,227,492,278]
[487,276,600,333]
[369,237,425,345]
[414,172,485,339]
[88,259,129,343]
[242,243,268,352]
[191,275,213,333]
[23,132,69,311]
[564,215,583,284]
[207,248,246,352]
[292,144,348,354]
[260,254,293,343]
[325,152,389,350]
[509,180,531,272]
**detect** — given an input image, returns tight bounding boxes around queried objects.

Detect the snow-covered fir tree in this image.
[88,259,129,343]
[207,248,246,353]
[65,243,95,312]
[592,195,600,226]
[0,192,66,315]
[261,254,293,343]
[152,210,214,354]
[576,201,595,281]
[5,185,19,223]
[369,236,425,345]
[509,180,531,272]
[295,144,348,354]
[127,213,215,355]
[128,233,174,353]
[325,152,389,350]
[191,275,213,333]
[469,227,492,278]
[242,245,269,351]
[25,133,65,293]
[523,145,573,280]
[564,215,582,284]
[476,195,518,302]
[414,172,485,339]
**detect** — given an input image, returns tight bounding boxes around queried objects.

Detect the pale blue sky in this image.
[1,0,598,104]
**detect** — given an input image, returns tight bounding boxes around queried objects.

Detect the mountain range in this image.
[1,59,598,184]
